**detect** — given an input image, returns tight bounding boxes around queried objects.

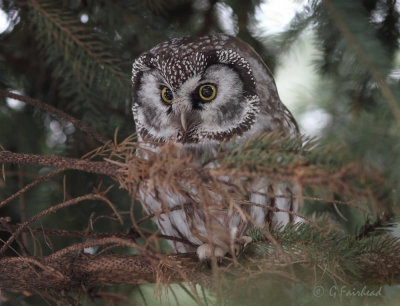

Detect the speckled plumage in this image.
[132,34,300,260]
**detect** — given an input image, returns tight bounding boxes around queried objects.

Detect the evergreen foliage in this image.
[1,0,400,305]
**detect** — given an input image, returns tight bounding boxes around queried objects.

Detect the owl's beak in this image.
[180,112,187,131]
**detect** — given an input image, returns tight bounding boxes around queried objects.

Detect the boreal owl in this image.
[131,34,300,260]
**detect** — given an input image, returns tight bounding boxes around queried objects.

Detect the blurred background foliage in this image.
[1,0,400,304]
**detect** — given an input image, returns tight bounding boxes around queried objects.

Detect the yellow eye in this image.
[161,86,173,104]
[198,84,217,101]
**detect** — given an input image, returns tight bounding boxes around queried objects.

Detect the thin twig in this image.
[47,237,148,259]
[0,193,113,255]
[0,224,194,246]
[0,89,109,144]
[0,168,65,209]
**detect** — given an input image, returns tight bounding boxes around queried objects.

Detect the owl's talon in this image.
[238,235,252,247]
[233,236,252,256]
[196,243,226,261]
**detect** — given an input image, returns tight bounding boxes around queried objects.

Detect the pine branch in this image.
[0,253,205,291]
[245,224,400,285]
[29,0,125,78]
[275,3,314,52]
[1,229,400,293]
[26,0,130,110]
[321,0,400,123]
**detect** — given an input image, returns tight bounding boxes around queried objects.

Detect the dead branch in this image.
[0,193,119,256]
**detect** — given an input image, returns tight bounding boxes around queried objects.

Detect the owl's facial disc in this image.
[133,62,260,143]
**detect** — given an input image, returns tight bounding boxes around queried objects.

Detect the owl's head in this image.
[132,34,296,144]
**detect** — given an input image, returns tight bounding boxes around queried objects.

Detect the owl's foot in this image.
[233,235,252,255]
[196,236,252,261]
[196,243,226,261]
[237,235,252,246]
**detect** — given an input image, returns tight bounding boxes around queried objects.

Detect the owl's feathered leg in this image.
[196,235,252,261]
